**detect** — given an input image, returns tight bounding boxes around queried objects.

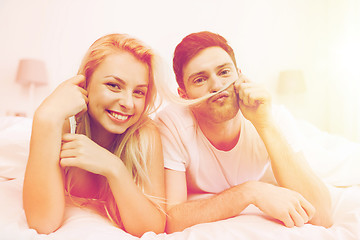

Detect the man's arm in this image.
[257,124,333,227]
[165,169,316,233]
[235,76,333,228]
[165,169,251,233]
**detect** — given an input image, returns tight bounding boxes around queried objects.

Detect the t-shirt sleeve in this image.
[155,108,189,172]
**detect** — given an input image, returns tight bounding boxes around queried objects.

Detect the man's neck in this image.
[195,112,241,151]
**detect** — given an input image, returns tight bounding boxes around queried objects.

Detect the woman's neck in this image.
[89,119,116,150]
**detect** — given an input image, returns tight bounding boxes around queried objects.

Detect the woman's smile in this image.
[107,109,131,123]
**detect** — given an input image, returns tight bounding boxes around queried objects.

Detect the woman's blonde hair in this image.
[65,33,162,227]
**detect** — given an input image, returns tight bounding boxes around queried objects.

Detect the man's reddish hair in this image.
[173,31,238,90]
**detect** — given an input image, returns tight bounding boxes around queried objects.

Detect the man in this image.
[155,31,332,233]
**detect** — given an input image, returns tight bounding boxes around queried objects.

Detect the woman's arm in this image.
[23,111,67,234]
[59,125,166,237]
[107,128,166,236]
[23,75,88,234]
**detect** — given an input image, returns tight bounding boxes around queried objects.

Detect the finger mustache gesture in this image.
[234,74,273,130]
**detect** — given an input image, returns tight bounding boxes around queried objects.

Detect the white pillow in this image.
[0,116,32,180]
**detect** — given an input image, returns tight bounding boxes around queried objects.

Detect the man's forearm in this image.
[257,123,333,227]
[166,183,251,233]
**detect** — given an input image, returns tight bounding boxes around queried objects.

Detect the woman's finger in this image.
[62,133,78,142]
[60,149,77,159]
[60,141,76,151]
[70,75,86,87]
[59,157,78,168]
[78,86,88,96]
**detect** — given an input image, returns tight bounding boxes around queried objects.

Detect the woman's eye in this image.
[134,90,146,97]
[106,83,120,90]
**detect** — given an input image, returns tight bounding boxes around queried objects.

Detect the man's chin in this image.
[194,105,239,124]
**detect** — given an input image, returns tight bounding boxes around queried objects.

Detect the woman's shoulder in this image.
[139,118,160,135]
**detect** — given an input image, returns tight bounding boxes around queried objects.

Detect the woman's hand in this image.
[244,181,316,228]
[234,75,273,130]
[59,133,121,178]
[37,75,88,121]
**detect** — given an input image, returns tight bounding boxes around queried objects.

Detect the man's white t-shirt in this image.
[155,104,276,195]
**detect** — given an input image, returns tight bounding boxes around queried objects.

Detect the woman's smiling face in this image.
[86,52,149,141]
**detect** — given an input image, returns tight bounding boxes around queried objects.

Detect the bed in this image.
[0,106,360,240]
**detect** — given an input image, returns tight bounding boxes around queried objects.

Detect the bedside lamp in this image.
[15,59,48,116]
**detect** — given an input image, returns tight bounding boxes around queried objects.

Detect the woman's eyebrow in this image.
[105,75,126,84]
[105,75,148,88]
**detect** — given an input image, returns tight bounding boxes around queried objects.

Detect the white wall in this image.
[0,0,358,141]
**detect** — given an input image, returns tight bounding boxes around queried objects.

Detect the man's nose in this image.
[209,76,225,93]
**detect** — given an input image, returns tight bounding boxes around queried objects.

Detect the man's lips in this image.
[211,91,230,102]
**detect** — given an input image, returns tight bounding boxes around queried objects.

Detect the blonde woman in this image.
[23,34,166,237]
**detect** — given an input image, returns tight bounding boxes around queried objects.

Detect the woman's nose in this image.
[118,91,134,109]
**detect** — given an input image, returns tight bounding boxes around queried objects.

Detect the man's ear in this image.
[177,87,188,99]
[237,68,242,76]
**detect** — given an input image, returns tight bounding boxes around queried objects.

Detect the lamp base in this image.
[27,83,35,117]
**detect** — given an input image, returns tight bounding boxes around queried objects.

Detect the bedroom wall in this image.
[0,0,358,142]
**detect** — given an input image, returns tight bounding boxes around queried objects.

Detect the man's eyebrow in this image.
[216,62,233,70]
[188,71,206,83]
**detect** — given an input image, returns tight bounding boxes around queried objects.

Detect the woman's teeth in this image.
[110,111,129,121]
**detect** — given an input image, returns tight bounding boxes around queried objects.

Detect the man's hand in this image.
[243,181,316,227]
[234,75,273,130]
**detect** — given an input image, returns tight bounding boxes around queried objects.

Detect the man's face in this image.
[180,46,240,124]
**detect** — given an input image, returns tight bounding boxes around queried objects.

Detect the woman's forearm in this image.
[23,111,66,234]
[106,161,166,237]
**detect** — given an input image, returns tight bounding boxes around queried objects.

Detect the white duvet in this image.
[0,107,359,240]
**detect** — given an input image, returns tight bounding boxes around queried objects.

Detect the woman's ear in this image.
[177,87,188,99]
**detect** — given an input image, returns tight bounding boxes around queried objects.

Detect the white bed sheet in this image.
[0,110,359,240]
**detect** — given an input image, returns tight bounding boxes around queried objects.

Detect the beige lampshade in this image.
[16,59,48,86]
[277,70,306,95]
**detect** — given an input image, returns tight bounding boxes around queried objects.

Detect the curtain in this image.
[327,0,360,142]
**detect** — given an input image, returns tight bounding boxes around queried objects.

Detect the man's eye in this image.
[219,69,231,76]
[193,77,206,84]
